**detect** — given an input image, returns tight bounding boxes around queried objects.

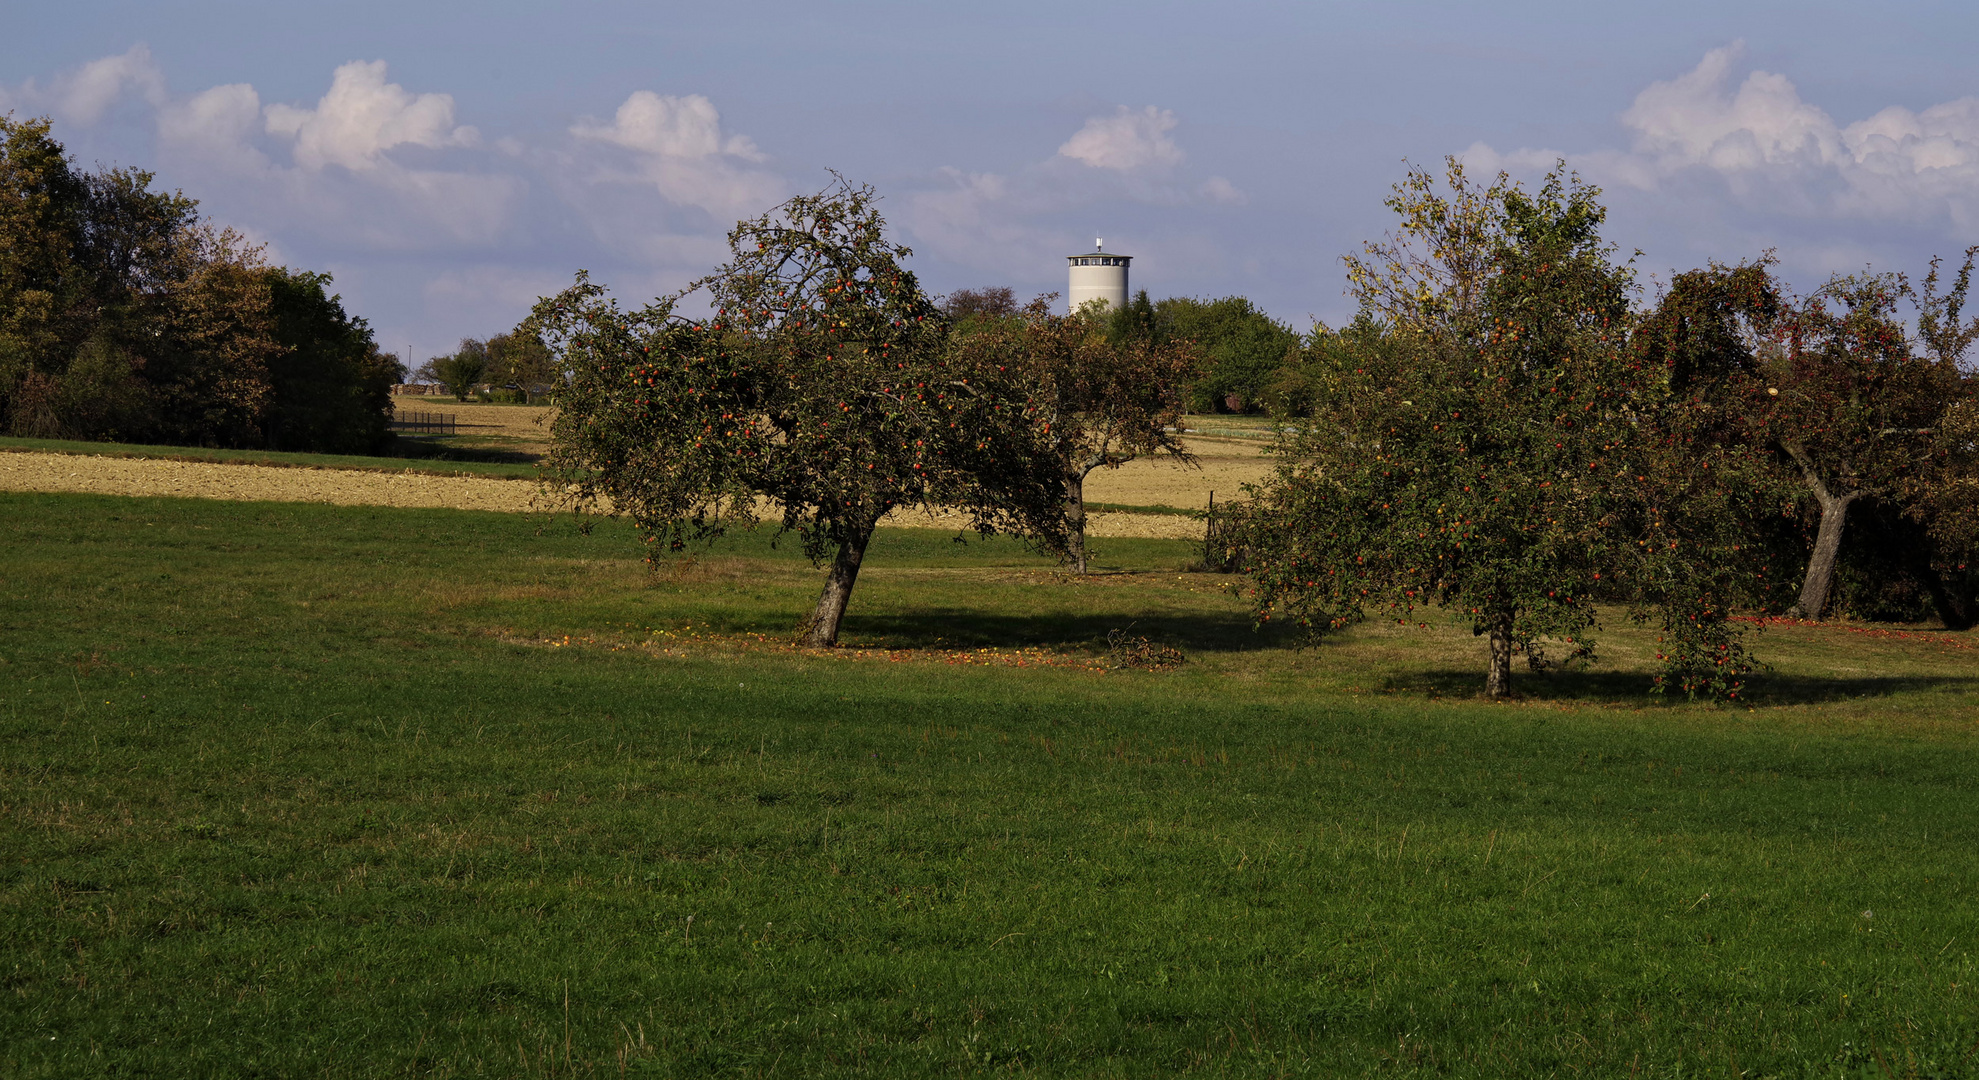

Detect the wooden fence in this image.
[1199,490,1253,573]
[390,409,457,435]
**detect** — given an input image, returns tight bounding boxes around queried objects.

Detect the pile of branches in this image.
[1106,628,1186,670]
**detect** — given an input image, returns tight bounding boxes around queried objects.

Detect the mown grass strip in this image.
[1084,500,1203,517]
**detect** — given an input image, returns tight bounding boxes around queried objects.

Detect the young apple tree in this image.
[955,297,1200,573]
[1239,160,1778,698]
[531,180,1067,645]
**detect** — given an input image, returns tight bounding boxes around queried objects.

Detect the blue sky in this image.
[8,1,1979,364]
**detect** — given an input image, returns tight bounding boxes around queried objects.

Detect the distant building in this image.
[1066,239,1130,313]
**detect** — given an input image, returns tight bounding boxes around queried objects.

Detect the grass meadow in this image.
[2,490,1976,1077]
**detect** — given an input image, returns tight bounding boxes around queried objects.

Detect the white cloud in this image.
[898,109,1237,278]
[568,91,781,220]
[142,61,520,250]
[59,44,168,123]
[0,43,165,125]
[1200,175,1247,205]
[263,60,477,172]
[572,91,763,161]
[1468,43,1979,231]
[1057,105,1184,170]
[1618,43,1841,172]
[158,83,268,172]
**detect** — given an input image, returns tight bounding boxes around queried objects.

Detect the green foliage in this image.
[1626,260,1800,694]
[1243,161,1771,699]
[424,338,491,401]
[1103,287,1160,343]
[0,115,95,378]
[1905,250,1979,628]
[263,269,398,453]
[1154,294,1299,413]
[532,179,1068,645]
[0,116,393,453]
[485,327,556,390]
[955,296,1200,571]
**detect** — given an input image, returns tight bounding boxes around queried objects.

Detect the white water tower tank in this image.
[1066,238,1130,313]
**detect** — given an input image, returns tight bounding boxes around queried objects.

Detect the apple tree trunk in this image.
[798,524,873,647]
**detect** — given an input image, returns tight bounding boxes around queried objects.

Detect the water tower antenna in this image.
[1065,237,1131,314]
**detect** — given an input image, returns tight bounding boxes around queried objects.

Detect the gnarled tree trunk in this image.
[798,523,873,647]
[1783,441,1860,620]
[1484,613,1514,699]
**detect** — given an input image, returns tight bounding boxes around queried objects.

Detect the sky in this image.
[8,1,1979,365]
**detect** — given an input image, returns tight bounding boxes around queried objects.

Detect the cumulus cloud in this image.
[143,60,519,250]
[573,91,763,161]
[0,44,166,125]
[1057,105,1184,170]
[263,60,477,172]
[569,91,781,219]
[1466,43,1979,231]
[898,107,1238,280]
[157,83,268,171]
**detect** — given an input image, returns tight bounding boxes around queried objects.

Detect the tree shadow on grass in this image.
[388,436,540,466]
[1386,667,1979,707]
[839,608,1292,655]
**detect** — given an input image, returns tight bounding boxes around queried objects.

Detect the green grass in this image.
[1177,414,1287,441]
[0,435,542,478]
[2,492,1976,1077]
[1083,501,1202,517]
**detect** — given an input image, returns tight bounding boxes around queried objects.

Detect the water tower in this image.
[1066,238,1130,313]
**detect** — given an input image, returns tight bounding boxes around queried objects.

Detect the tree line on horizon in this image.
[941,284,1297,415]
[411,331,558,403]
[0,116,404,454]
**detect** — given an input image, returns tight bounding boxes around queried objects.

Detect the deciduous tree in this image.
[1241,160,1759,698]
[939,286,1016,323]
[959,297,1199,572]
[1765,274,1963,619]
[264,269,399,453]
[1626,260,1797,692]
[532,180,1067,646]
[421,340,489,402]
[2,115,391,452]
[1160,295,1298,413]
[486,329,556,390]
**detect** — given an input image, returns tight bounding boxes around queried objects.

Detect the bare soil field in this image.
[0,450,1209,539]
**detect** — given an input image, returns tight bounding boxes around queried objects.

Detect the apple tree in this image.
[531,180,1066,646]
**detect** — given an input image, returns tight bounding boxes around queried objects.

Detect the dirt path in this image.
[0,450,1209,539]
